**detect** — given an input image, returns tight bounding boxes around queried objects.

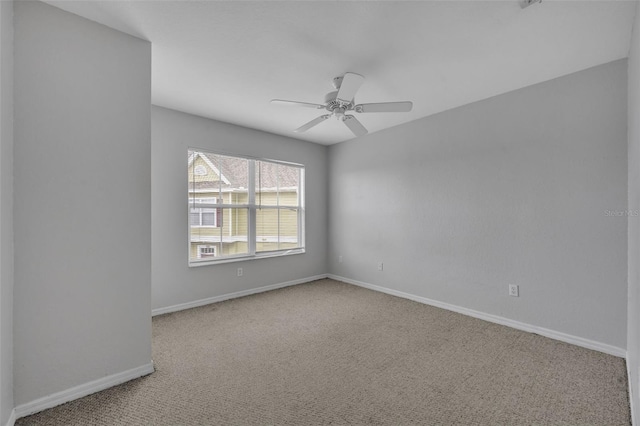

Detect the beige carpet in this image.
[17,279,630,425]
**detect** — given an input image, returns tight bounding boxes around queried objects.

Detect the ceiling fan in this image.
[271,72,413,137]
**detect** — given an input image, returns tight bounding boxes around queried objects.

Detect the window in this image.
[188,149,305,265]
[194,165,208,176]
[197,245,217,258]
[190,208,217,226]
[189,198,220,227]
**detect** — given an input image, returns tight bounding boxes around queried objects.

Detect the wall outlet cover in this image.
[509,284,519,297]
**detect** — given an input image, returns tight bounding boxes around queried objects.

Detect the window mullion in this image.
[248,160,256,255]
[298,168,304,249]
[276,165,280,250]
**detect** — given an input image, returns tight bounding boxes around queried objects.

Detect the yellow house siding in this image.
[256,208,298,236]
[255,191,298,207]
[188,156,222,188]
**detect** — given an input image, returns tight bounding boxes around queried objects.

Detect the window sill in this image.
[188,248,305,267]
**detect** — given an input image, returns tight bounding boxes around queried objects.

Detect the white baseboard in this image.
[14,362,154,420]
[629,356,637,426]
[152,274,328,317]
[4,409,15,426]
[329,274,626,358]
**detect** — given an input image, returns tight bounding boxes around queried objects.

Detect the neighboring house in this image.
[188,151,303,261]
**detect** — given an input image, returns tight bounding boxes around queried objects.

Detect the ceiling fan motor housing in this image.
[325,90,354,113]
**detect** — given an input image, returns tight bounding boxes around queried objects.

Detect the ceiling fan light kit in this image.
[271,72,414,138]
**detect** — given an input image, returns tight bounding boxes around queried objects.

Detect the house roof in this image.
[189,151,300,192]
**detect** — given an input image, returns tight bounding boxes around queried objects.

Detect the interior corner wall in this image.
[151,106,327,311]
[628,2,640,423]
[13,1,152,405]
[0,0,13,423]
[328,59,628,351]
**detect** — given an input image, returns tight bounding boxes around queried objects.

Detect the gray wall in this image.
[329,59,628,350]
[628,2,640,422]
[152,106,327,311]
[0,0,12,423]
[13,1,152,405]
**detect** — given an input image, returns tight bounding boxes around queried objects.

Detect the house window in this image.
[189,198,220,227]
[188,149,305,265]
[197,245,217,258]
[194,165,208,176]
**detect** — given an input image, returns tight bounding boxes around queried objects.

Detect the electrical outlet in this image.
[377,262,384,271]
[338,255,343,263]
[509,284,519,297]
[237,267,243,277]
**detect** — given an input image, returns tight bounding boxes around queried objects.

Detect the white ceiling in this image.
[45,0,637,145]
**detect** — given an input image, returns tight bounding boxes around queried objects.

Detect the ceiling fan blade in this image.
[355,101,413,113]
[336,72,364,103]
[294,115,330,133]
[343,115,368,137]
[271,99,325,109]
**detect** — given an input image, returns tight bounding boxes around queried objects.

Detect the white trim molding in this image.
[629,356,637,426]
[329,274,626,358]
[14,362,154,420]
[4,409,15,426]
[152,274,328,316]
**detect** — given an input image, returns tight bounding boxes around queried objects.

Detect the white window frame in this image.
[188,149,305,267]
